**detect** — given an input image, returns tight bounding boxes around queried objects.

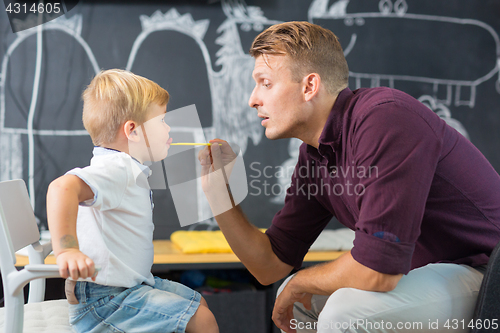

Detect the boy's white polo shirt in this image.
[67,147,155,288]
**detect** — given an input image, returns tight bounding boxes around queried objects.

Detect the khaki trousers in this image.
[277,263,484,333]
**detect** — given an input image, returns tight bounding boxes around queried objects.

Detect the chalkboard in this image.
[1,0,499,239]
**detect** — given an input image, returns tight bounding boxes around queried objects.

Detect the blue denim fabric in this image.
[69,277,201,333]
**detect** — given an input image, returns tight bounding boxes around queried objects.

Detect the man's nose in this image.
[248,87,261,109]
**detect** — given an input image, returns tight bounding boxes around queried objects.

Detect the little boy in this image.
[47,69,219,333]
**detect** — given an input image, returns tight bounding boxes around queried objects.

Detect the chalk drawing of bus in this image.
[308,0,500,108]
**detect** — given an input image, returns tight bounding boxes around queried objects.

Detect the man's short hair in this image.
[249,21,349,95]
[82,69,169,146]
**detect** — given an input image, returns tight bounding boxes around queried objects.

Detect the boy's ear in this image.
[124,120,141,142]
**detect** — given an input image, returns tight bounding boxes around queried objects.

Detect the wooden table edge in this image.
[15,240,347,267]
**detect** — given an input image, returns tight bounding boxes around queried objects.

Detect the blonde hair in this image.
[249,21,349,95]
[82,69,169,146]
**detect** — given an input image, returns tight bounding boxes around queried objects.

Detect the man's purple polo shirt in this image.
[266,87,500,275]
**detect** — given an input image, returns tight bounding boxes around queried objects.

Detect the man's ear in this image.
[303,73,321,102]
[124,120,141,142]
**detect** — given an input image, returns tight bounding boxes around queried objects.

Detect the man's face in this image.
[139,103,171,162]
[248,54,306,140]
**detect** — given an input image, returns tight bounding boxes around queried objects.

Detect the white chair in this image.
[0,179,72,333]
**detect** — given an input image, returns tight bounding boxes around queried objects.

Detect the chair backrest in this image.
[0,179,41,280]
[0,179,40,256]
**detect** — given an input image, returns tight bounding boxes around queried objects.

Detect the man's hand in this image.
[272,279,313,333]
[198,139,238,214]
[198,139,237,185]
[56,248,96,281]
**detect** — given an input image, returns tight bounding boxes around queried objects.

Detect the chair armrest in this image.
[6,264,62,298]
[23,264,101,303]
[24,264,60,272]
[26,264,101,274]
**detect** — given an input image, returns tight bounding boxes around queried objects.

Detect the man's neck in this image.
[299,93,338,148]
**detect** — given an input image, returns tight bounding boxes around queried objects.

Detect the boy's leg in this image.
[186,296,219,333]
[277,263,484,333]
[151,277,218,333]
[70,278,208,333]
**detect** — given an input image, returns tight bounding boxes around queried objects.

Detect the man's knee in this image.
[317,288,361,332]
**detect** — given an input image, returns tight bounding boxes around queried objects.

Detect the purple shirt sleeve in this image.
[350,99,444,274]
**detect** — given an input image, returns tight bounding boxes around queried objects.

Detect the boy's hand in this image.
[56,248,97,281]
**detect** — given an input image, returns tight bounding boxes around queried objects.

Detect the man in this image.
[199,21,500,333]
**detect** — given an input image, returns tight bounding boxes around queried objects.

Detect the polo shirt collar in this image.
[93,146,151,177]
[306,87,352,159]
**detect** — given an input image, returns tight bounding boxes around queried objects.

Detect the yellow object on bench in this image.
[170,229,266,254]
[170,230,233,254]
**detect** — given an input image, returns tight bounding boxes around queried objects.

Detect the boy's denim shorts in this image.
[69,276,202,333]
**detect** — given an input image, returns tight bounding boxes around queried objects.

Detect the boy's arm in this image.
[47,174,96,280]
